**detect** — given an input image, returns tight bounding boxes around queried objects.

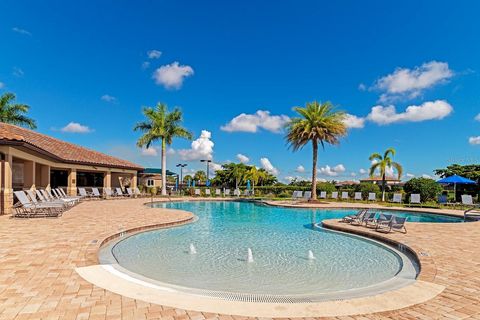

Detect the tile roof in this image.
[0,123,143,170]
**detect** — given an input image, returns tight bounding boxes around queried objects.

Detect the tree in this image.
[183,174,193,184]
[194,170,207,184]
[0,92,36,129]
[355,182,381,199]
[403,177,442,202]
[434,164,480,183]
[285,101,347,200]
[134,103,192,195]
[369,148,403,202]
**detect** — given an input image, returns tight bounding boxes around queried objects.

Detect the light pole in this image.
[200,159,212,186]
[176,163,187,193]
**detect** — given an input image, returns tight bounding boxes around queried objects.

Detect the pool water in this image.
[109,202,446,297]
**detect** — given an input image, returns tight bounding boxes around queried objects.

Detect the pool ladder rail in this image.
[464,205,480,221]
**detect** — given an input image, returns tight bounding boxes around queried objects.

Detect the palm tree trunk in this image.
[161,138,167,196]
[381,173,386,202]
[311,140,318,200]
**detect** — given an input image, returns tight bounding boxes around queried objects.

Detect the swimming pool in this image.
[102,201,443,301]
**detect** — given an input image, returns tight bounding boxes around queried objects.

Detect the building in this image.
[138,168,177,189]
[0,123,143,214]
[359,176,402,186]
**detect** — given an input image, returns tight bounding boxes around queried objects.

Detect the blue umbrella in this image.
[192,180,195,187]
[187,179,191,188]
[206,179,211,187]
[437,174,476,199]
[246,179,251,190]
[175,177,178,191]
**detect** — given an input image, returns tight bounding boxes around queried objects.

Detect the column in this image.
[2,154,13,215]
[24,161,36,190]
[67,168,77,196]
[40,165,51,191]
[131,173,138,197]
[103,171,111,198]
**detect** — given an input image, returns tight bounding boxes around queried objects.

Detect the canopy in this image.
[437,174,476,185]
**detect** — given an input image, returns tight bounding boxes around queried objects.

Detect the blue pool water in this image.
[110,201,450,296]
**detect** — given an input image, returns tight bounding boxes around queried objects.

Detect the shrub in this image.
[403,178,442,202]
[354,182,381,199]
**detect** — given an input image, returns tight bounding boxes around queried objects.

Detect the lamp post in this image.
[176,163,187,193]
[200,159,212,186]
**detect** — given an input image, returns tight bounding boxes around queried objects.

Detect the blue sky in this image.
[1,0,479,182]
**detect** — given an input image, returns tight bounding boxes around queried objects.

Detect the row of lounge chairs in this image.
[78,187,145,199]
[341,209,407,233]
[13,188,81,218]
[292,190,422,205]
[193,188,253,197]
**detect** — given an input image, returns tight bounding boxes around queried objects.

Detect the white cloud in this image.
[141,147,158,156]
[474,113,480,122]
[61,122,92,133]
[406,173,415,179]
[101,94,117,103]
[221,110,290,133]
[469,136,480,145]
[152,61,194,89]
[12,67,24,77]
[178,130,214,160]
[260,157,279,175]
[147,50,162,59]
[12,27,31,36]
[284,175,309,182]
[236,154,249,163]
[374,61,453,101]
[167,147,176,155]
[350,172,357,177]
[295,165,305,173]
[318,164,346,177]
[343,114,365,129]
[358,83,367,91]
[141,61,150,69]
[367,100,453,125]
[210,162,223,172]
[0,82,4,89]
[422,174,433,179]
[359,168,367,174]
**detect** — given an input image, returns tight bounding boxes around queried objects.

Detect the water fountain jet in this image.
[308,250,316,260]
[247,248,254,263]
[189,243,197,254]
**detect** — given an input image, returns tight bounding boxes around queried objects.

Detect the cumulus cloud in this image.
[141,61,151,69]
[359,168,367,174]
[141,147,158,156]
[406,173,415,179]
[373,61,453,102]
[0,82,4,89]
[367,100,453,125]
[236,153,249,163]
[343,114,365,129]
[295,165,305,173]
[178,130,214,160]
[61,122,92,133]
[12,27,31,36]
[147,50,162,59]
[358,83,367,91]
[210,162,223,173]
[12,67,24,77]
[152,61,194,89]
[469,136,480,145]
[474,113,480,122]
[101,94,117,103]
[422,174,433,179]
[318,164,346,177]
[260,157,279,175]
[221,110,290,133]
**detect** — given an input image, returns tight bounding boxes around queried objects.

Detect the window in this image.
[146,179,155,187]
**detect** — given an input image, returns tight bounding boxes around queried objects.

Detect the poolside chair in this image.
[292,191,302,200]
[115,187,126,197]
[104,187,114,198]
[205,189,211,196]
[462,195,474,206]
[91,187,102,199]
[58,188,82,202]
[224,189,231,197]
[351,211,376,226]
[134,187,146,197]
[438,194,447,205]
[368,193,376,202]
[233,189,240,197]
[376,215,407,234]
[126,188,134,197]
[319,191,327,199]
[341,192,349,201]
[354,192,362,201]
[409,194,421,207]
[45,189,76,206]
[194,188,201,196]
[215,189,221,197]
[342,209,367,223]
[78,187,90,199]
[331,192,338,200]
[391,193,402,204]
[243,189,250,197]
[26,190,65,214]
[366,213,393,228]
[13,191,61,217]
[303,191,312,200]
[52,188,79,205]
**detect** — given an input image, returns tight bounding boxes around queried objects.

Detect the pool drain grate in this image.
[194,290,313,303]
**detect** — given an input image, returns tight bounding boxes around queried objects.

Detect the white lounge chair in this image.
[304,191,312,200]
[319,191,326,199]
[331,192,338,200]
[462,195,474,206]
[194,188,201,196]
[342,209,367,223]
[215,189,221,197]
[91,187,102,199]
[354,192,362,201]
[243,189,250,197]
[205,189,211,196]
[409,194,421,206]
[292,191,302,200]
[376,215,407,233]
[115,187,126,197]
[368,193,376,201]
[224,189,231,197]
[104,187,114,198]
[233,189,240,197]
[391,193,402,204]
[57,188,81,202]
[45,189,76,206]
[126,188,134,197]
[134,187,146,197]
[341,192,349,200]
[27,190,66,212]
[13,191,62,217]
[78,187,90,198]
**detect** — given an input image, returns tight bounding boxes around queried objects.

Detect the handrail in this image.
[464,205,480,221]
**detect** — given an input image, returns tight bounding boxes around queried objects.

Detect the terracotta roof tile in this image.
[0,123,143,170]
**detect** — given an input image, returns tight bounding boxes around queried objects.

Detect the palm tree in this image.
[134,103,192,195]
[246,166,261,193]
[194,170,207,184]
[369,148,403,202]
[0,92,36,129]
[285,101,347,200]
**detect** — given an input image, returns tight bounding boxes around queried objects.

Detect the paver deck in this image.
[1,197,480,319]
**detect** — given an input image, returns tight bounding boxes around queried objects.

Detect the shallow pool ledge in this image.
[76,264,444,317]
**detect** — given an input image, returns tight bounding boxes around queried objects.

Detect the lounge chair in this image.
[292,191,302,200]
[78,187,91,198]
[224,189,231,197]
[27,190,66,213]
[391,193,402,204]
[341,192,349,201]
[115,187,126,197]
[104,187,114,198]
[342,209,367,223]
[319,191,326,199]
[304,191,312,200]
[205,189,211,196]
[58,188,82,202]
[376,215,407,233]
[13,191,62,217]
[331,192,338,200]
[45,189,76,206]
[368,193,376,201]
[354,192,362,201]
[351,211,376,226]
[366,213,392,228]
[233,189,240,197]
[126,188,134,197]
[409,194,421,207]
[194,188,201,196]
[215,189,221,197]
[91,187,102,199]
[243,189,250,197]
[134,187,146,197]
[462,195,474,206]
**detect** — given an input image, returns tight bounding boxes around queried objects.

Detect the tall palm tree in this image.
[134,103,192,195]
[246,166,261,193]
[369,148,403,201]
[285,101,347,200]
[0,92,36,129]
